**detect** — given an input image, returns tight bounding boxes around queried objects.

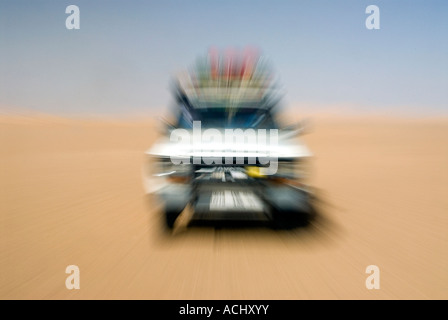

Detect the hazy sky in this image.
[1,0,447,115]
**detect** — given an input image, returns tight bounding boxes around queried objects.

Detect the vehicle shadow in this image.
[146,187,342,248]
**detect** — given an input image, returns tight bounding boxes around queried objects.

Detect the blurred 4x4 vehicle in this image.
[143,48,313,230]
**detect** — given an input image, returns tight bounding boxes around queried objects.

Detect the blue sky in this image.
[0,0,447,115]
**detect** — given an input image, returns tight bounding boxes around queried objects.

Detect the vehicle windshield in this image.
[177,105,277,129]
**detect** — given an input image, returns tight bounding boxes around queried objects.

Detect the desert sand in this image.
[1,114,447,299]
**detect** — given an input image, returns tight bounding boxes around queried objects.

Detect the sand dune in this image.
[1,114,447,299]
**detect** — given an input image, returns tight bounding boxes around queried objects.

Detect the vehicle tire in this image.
[271,204,313,230]
[164,210,180,230]
[266,186,314,229]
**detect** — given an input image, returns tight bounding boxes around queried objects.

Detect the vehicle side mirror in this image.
[158,117,176,134]
[283,118,312,138]
[296,118,312,135]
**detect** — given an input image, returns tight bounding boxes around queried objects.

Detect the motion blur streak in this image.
[0,115,447,299]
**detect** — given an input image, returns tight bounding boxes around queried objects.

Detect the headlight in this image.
[142,156,192,194]
[275,159,310,181]
[153,157,192,178]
